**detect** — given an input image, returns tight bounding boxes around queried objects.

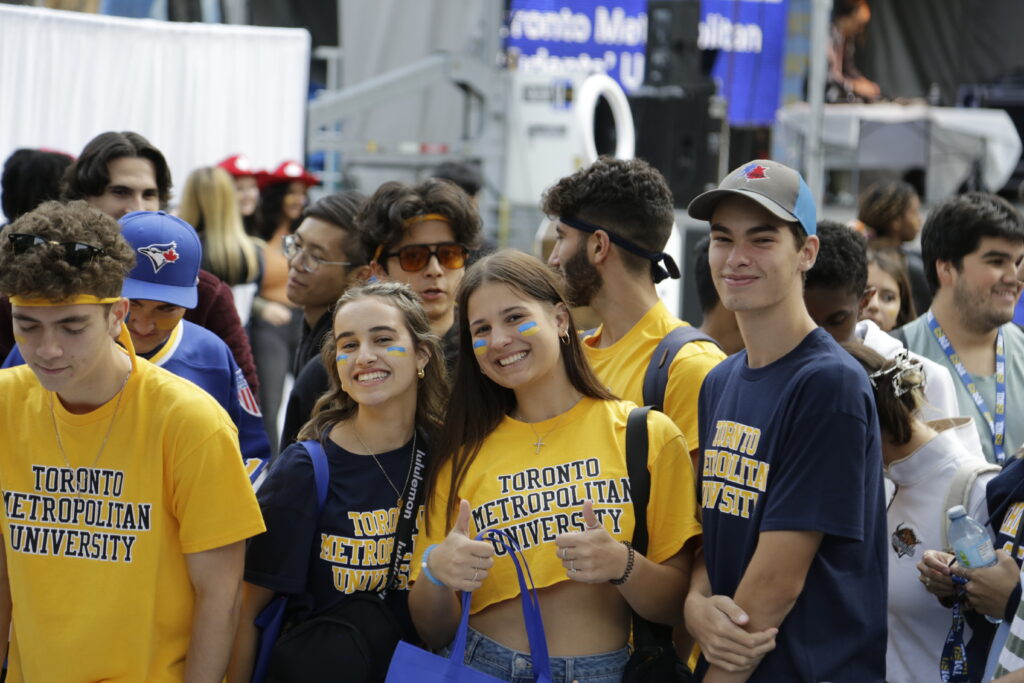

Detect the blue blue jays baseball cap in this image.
[687,159,817,237]
[119,211,201,309]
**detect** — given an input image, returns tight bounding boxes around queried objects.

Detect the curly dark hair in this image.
[921,192,1024,294]
[0,200,135,301]
[805,220,868,296]
[540,156,676,276]
[357,179,482,268]
[62,131,172,206]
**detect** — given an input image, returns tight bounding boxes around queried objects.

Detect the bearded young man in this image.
[895,192,1024,464]
[544,157,725,461]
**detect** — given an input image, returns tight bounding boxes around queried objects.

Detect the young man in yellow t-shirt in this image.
[0,201,265,682]
[544,157,726,461]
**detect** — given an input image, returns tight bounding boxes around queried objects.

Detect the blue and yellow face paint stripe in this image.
[386,346,408,357]
[473,339,488,356]
[518,321,539,337]
[335,352,349,367]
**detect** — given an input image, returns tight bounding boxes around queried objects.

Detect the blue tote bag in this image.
[386,529,552,683]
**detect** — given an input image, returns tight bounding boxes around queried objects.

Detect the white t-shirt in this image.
[885,420,997,683]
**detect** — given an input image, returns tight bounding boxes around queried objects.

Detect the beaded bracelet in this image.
[421,544,446,587]
[609,541,635,585]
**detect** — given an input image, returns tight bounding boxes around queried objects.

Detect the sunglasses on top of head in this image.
[7,233,106,267]
[384,242,468,272]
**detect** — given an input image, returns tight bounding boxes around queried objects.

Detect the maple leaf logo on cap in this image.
[742,163,768,181]
[138,242,180,273]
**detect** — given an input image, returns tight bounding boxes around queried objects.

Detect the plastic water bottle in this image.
[948,505,1002,623]
[948,505,996,568]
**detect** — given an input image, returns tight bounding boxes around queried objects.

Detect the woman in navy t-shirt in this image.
[227,281,448,682]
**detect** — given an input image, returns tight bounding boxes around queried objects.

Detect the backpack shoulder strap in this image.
[625,407,652,555]
[642,326,721,411]
[941,462,1002,552]
[298,439,330,513]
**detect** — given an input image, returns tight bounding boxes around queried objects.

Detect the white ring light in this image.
[534,73,685,317]
[534,73,636,257]
[573,73,635,164]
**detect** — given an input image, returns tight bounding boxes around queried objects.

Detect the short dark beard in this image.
[953,278,1013,333]
[562,239,603,307]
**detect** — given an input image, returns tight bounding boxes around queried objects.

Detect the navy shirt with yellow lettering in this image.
[245,437,420,634]
[696,328,887,682]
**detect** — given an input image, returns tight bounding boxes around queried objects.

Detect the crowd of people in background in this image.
[0,132,1023,683]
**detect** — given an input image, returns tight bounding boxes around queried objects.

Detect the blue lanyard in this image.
[940,576,971,682]
[927,312,1007,463]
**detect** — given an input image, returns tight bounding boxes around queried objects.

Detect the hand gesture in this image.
[428,500,495,592]
[554,501,628,584]
[683,593,777,672]
[916,549,957,600]
[956,549,1020,618]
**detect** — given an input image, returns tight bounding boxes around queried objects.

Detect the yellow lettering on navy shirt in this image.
[702,421,768,519]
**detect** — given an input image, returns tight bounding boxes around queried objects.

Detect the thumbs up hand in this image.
[554,500,630,584]
[428,500,496,592]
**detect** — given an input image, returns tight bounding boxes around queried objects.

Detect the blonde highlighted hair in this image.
[178,166,261,285]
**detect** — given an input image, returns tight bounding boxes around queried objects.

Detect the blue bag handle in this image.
[447,529,552,682]
[250,440,330,683]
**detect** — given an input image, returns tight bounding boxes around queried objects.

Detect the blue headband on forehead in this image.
[559,216,680,284]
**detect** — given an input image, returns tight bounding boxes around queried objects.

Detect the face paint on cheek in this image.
[13,335,26,345]
[473,339,488,356]
[518,321,540,337]
[335,353,349,371]
[386,346,408,357]
[154,311,185,331]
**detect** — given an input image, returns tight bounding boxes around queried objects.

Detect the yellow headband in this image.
[372,213,452,264]
[9,294,123,307]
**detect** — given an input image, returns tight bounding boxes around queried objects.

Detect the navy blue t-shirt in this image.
[696,329,887,682]
[245,436,422,636]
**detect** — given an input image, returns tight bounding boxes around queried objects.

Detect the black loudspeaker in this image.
[644,0,711,89]
[631,93,718,208]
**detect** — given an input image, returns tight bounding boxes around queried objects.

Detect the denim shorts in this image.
[443,627,629,683]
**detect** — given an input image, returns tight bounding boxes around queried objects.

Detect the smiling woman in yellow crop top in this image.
[408,250,701,683]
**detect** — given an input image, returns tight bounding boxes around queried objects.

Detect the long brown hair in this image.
[428,250,615,532]
[296,281,447,446]
[842,342,923,445]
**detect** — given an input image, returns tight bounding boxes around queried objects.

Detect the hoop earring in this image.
[417,367,426,379]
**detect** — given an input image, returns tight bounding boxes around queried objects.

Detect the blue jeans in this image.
[444,627,629,683]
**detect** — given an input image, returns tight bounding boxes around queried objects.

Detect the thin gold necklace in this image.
[353,427,415,501]
[513,396,580,455]
[50,367,131,497]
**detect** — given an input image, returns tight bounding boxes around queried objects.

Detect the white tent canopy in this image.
[0,5,310,220]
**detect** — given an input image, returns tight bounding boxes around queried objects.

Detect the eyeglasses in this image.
[7,233,106,267]
[283,234,352,273]
[385,242,468,272]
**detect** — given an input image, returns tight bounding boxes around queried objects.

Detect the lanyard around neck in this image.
[927,311,1006,463]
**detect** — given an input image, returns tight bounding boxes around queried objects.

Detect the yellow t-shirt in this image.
[583,301,725,453]
[0,358,266,682]
[411,397,701,615]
